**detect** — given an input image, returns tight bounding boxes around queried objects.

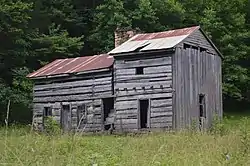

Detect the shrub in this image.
[209,114,228,136]
[44,116,61,135]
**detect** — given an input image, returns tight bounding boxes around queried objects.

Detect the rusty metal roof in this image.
[109,26,200,55]
[27,54,114,78]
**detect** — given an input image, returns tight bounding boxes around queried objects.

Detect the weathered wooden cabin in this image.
[28,25,223,132]
[27,54,115,132]
[109,26,223,130]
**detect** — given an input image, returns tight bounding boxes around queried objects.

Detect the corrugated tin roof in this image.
[27,54,114,78]
[109,26,200,55]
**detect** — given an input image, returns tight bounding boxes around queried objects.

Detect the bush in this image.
[209,115,228,136]
[44,116,61,135]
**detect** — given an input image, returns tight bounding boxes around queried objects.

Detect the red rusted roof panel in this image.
[132,26,199,41]
[27,54,114,78]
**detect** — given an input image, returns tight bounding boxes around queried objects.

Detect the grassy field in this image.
[0,114,250,166]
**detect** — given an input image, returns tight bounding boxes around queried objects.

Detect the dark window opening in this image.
[184,43,198,50]
[136,67,144,75]
[44,107,52,117]
[77,104,86,126]
[43,107,52,129]
[199,94,206,118]
[102,98,114,130]
[200,47,207,52]
[139,99,149,129]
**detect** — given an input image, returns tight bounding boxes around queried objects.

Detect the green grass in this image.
[0,114,250,166]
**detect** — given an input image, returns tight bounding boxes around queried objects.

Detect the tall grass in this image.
[0,115,250,166]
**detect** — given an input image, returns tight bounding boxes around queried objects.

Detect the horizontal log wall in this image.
[114,54,173,131]
[32,70,113,132]
[173,47,222,129]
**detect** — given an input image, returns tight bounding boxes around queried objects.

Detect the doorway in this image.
[102,98,114,130]
[61,104,71,131]
[199,94,206,130]
[139,99,149,129]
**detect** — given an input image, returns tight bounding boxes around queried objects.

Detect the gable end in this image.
[180,28,223,58]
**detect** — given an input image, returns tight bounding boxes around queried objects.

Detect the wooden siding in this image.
[114,55,174,131]
[172,47,222,129]
[182,29,217,55]
[32,70,113,132]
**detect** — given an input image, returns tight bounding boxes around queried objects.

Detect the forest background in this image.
[0,0,249,124]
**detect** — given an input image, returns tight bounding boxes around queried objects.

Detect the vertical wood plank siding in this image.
[173,47,222,129]
[32,70,113,132]
[114,55,173,131]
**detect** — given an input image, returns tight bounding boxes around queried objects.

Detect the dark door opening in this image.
[102,98,114,130]
[139,99,149,129]
[199,94,206,130]
[61,104,71,131]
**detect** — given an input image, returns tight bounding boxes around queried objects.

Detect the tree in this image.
[0,0,83,124]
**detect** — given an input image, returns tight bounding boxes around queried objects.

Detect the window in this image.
[136,67,144,75]
[44,107,52,117]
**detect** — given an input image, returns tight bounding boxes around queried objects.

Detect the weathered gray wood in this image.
[150,122,172,128]
[116,114,137,119]
[34,76,112,91]
[151,99,172,107]
[115,100,137,110]
[34,85,111,97]
[115,68,135,75]
[116,109,137,115]
[115,56,172,69]
[115,80,172,89]
[117,91,172,100]
[115,119,137,124]
[115,65,172,77]
[144,65,172,74]
[115,73,172,82]
[33,91,113,103]
[150,112,173,118]
[151,106,172,113]
[172,45,222,130]
[150,116,172,123]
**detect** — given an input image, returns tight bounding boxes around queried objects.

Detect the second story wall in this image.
[113,52,174,130]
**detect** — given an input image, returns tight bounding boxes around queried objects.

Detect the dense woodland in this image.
[0,0,249,124]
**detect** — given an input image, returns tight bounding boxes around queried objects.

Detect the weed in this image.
[43,117,61,135]
[209,114,228,136]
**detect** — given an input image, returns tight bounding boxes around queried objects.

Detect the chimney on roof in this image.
[114,27,138,48]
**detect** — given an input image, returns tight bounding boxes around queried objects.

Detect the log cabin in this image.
[27,26,223,132]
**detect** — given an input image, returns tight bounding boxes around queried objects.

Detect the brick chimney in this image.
[114,28,137,48]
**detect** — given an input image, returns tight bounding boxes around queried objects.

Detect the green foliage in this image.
[1,0,250,124]
[209,115,229,136]
[44,117,61,135]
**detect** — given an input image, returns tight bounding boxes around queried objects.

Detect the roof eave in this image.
[110,48,175,57]
[28,67,113,80]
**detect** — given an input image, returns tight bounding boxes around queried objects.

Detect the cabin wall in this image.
[172,47,222,129]
[32,70,113,132]
[114,54,174,131]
